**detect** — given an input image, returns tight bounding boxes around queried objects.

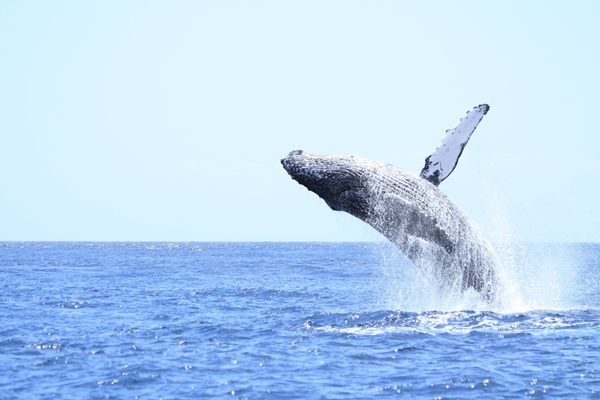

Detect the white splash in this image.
[375,178,583,313]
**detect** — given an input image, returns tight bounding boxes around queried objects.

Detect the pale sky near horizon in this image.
[1,1,599,242]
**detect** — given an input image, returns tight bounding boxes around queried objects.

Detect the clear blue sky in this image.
[1,1,599,242]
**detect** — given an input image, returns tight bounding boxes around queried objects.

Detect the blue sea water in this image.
[1,241,600,399]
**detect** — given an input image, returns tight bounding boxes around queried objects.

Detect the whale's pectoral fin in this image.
[420,104,490,186]
[379,194,455,255]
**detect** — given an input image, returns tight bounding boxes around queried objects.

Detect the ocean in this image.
[1,241,600,399]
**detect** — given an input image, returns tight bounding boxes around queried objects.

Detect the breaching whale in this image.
[281,104,500,302]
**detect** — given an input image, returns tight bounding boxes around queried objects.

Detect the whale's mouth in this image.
[281,149,338,185]
[280,149,305,173]
[281,149,328,181]
[281,150,370,219]
[281,149,322,187]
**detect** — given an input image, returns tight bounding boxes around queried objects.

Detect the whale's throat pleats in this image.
[376,194,455,255]
[322,168,370,220]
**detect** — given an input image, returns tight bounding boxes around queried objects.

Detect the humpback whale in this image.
[281,104,500,302]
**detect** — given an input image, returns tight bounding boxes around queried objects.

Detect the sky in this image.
[1,1,599,242]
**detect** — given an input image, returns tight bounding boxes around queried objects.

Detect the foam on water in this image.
[308,306,600,339]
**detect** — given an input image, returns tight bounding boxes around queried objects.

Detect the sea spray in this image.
[372,174,581,312]
[482,174,581,312]
[375,170,586,314]
[375,242,494,312]
[480,177,527,312]
[375,241,583,313]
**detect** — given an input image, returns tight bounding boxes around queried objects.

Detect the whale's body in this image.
[281,104,500,301]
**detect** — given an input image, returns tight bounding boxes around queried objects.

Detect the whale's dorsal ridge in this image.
[420,104,490,186]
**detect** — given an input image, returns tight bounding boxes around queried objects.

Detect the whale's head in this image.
[281,149,371,220]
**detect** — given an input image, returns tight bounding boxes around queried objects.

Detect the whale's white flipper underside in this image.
[420,104,490,186]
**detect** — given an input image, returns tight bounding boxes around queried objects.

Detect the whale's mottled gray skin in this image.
[281,150,500,301]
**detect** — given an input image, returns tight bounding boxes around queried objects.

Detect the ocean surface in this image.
[1,241,600,399]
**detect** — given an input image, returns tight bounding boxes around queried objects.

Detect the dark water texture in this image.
[1,242,600,399]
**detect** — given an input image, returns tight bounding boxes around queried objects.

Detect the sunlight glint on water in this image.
[2,242,600,398]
